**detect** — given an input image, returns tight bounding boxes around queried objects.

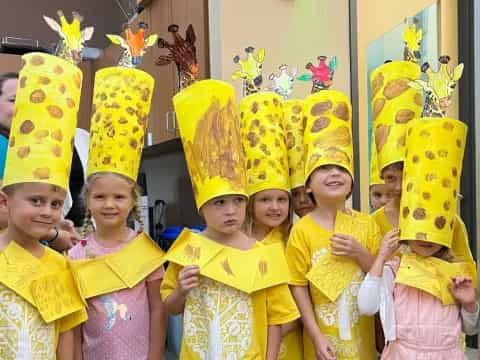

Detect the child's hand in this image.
[178,265,200,297]
[330,233,363,259]
[450,276,477,312]
[378,228,400,260]
[313,334,336,360]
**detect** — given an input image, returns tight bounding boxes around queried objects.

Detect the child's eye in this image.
[30,198,41,206]
[214,200,224,206]
[51,201,63,209]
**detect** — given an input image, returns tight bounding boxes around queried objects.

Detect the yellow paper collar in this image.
[395,252,477,305]
[165,229,290,293]
[70,232,165,299]
[0,241,85,323]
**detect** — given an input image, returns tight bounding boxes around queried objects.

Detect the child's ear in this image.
[0,190,8,210]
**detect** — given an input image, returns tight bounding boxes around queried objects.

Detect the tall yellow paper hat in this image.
[303,90,353,182]
[87,67,154,180]
[371,61,422,174]
[284,99,307,190]
[3,53,81,189]
[399,118,467,247]
[173,79,247,209]
[239,92,289,195]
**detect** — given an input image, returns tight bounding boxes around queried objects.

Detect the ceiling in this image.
[0,0,135,49]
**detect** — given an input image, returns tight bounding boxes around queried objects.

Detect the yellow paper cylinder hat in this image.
[173,79,247,209]
[399,118,467,248]
[284,99,307,190]
[3,53,82,189]
[87,67,154,180]
[371,61,422,174]
[239,92,289,195]
[303,90,353,182]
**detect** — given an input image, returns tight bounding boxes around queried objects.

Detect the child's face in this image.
[88,174,134,230]
[369,184,390,211]
[408,240,443,257]
[2,183,65,240]
[307,165,353,203]
[291,186,315,217]
[382,164,403,200]
[253,189,289,229]
[201,195,246,235]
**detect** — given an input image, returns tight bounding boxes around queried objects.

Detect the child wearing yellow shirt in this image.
[160,80,300,359]
[0,52,87,359]
[286,90,380,359]
[240,92,303,359]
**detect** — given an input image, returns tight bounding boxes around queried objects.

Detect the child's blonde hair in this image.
[80,172,143,237]
[243,192,293,240]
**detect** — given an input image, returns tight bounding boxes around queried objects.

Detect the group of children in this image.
[0,15,479,360]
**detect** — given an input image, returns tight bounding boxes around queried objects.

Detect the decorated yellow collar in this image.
[395,252,477,305]
[0,241,84,323]
[165,229,290,293]
[306,210,369,302]
[70,232,165,299]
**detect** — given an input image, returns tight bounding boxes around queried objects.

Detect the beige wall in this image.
[209,0,351,100]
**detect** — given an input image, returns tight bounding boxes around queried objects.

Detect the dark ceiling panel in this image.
[0,0,130,49]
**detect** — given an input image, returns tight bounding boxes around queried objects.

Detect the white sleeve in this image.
[358,266,396,342]
[461,303,479,335]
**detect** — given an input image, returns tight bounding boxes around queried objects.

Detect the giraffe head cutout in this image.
[106,23,158,68]
[298,56,337,93]
[43,10,94,64]
[402,22,423,63]
[156,24,199,89]
[232,47,265,95]
[409,56,463,117]
[267,64,297,100]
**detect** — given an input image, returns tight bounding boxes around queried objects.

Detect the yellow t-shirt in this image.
[286,211,380,360]
[262,228,303,360]
[372,206,473,261]
[161,248,300,360]
[0,243,87,360]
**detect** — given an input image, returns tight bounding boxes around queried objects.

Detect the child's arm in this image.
[57,329,74,360]
[330,233,374,272]
[290,285,336,360]
[73,326,83,360]
[266,324,282,360]
[164,265,200,315]
[147,278,167,360]
[280,318,301,337]
[450,276,479,335]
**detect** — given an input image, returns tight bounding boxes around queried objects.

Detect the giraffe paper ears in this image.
[106,23,158,68]
[231,47,266,96]
[402,22,423,63]
[409,55,463,117]
[43,10,94,64]
[156,24,199,89]
[297,56,337,93]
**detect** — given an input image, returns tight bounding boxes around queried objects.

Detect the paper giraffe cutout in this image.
[409,56,463,117]
[43,10,94,64]
[298,56,337,93]
[267,64,297,100]
[106,23,158,68]
[232,47,265,97]
[156,24,199,90]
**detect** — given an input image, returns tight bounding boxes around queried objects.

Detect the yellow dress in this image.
[0,242,87,360]
[262,228,303,360]
[286,211,380,360]
[372,206,473,261]
[161,231,300,360]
